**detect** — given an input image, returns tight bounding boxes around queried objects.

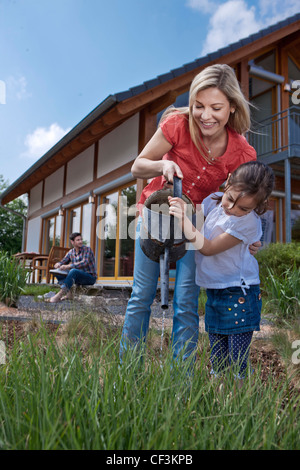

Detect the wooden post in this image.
[136,108,157,204]
[238,59,249,101]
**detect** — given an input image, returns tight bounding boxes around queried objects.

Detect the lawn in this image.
[0,244,299,450]
[0,309,299,450]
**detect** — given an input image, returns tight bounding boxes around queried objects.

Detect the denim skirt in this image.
[205,284,262,335]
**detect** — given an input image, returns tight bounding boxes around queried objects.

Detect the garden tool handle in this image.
[169,175,182,244]
[160,176,183,309]
[160,247,170,309]
[173,175,182,199]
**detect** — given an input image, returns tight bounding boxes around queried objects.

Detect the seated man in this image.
[49,232,97,303]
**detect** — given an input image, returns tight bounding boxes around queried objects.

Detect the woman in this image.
[120,64,260,363]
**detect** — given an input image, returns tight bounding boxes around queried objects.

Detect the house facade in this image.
[1,13,299,284]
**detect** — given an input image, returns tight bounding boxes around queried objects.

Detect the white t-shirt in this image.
[195,193,262,289]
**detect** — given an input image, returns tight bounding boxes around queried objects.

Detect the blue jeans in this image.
[55,269,96,291]
[120,218,200,362]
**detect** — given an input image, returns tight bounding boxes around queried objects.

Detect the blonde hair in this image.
[160,64,252,163]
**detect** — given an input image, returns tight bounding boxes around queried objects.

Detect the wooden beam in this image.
[93,141,98,181]
[77,130,98,145]
[135,108,157,205]
[238,59,249,100]
[148,90,179,115]
[278,45,290,111]
[138,108,157,152]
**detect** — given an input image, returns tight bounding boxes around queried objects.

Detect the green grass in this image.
[0,251,29,305]
[0,314,299,450]
[22,284,60,300]
[22,284,60,302]
[269,319,300,389]
[262,265,300,320]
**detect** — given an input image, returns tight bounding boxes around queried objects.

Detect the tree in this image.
[0,175,27,254]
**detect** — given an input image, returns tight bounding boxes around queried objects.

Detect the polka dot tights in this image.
[208,331,253,378]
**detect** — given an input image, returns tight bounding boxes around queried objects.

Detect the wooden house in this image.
[1,13,299,284]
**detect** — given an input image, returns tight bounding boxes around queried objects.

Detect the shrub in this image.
[256,242,300,286]
[0,251,29,306]
[263,265,300,319]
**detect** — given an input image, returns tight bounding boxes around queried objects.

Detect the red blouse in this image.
[138,113,256,209]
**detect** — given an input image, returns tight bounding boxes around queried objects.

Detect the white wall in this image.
[43,167,64,206]
[66,145,94,194]
[97,113,139,178]
[28,181,43,215]
[26,217,40,252]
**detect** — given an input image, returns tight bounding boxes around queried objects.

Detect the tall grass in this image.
[0,317,299,450]
[263,265,300,319]
[0,251,29,305]
[256,242,300,286]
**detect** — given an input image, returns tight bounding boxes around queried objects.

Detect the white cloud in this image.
[186,0,217,14]
[201,0,260,55]
[21,123,71,160]
[258,0,300,26]
[187,0,300,57]
[6,75,32,101]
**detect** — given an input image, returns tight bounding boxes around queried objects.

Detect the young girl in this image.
[168,161,275,379]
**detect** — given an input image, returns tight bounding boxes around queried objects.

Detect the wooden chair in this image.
[31,246,70,283]
[13,252,40,282]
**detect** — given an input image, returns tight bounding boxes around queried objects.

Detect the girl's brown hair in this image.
[214,161,275,215]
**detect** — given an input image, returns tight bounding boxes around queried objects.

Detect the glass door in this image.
[99,191,118,277]
[67,200,92,246]
[97,182,137,279]
[118,185,136,277]
[43,213,62,254]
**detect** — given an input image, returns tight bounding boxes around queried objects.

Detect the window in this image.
[288,56,300,84]
[249,50,277,113]
[97,182,137,279]
[42,214,62,254]
[67,201,92,246]
[253,50,276,73]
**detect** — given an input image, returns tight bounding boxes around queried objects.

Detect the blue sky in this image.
[0,0,299,188]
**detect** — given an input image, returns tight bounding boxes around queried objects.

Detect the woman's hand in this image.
[162,161,183,185]
[249,240,261,255]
